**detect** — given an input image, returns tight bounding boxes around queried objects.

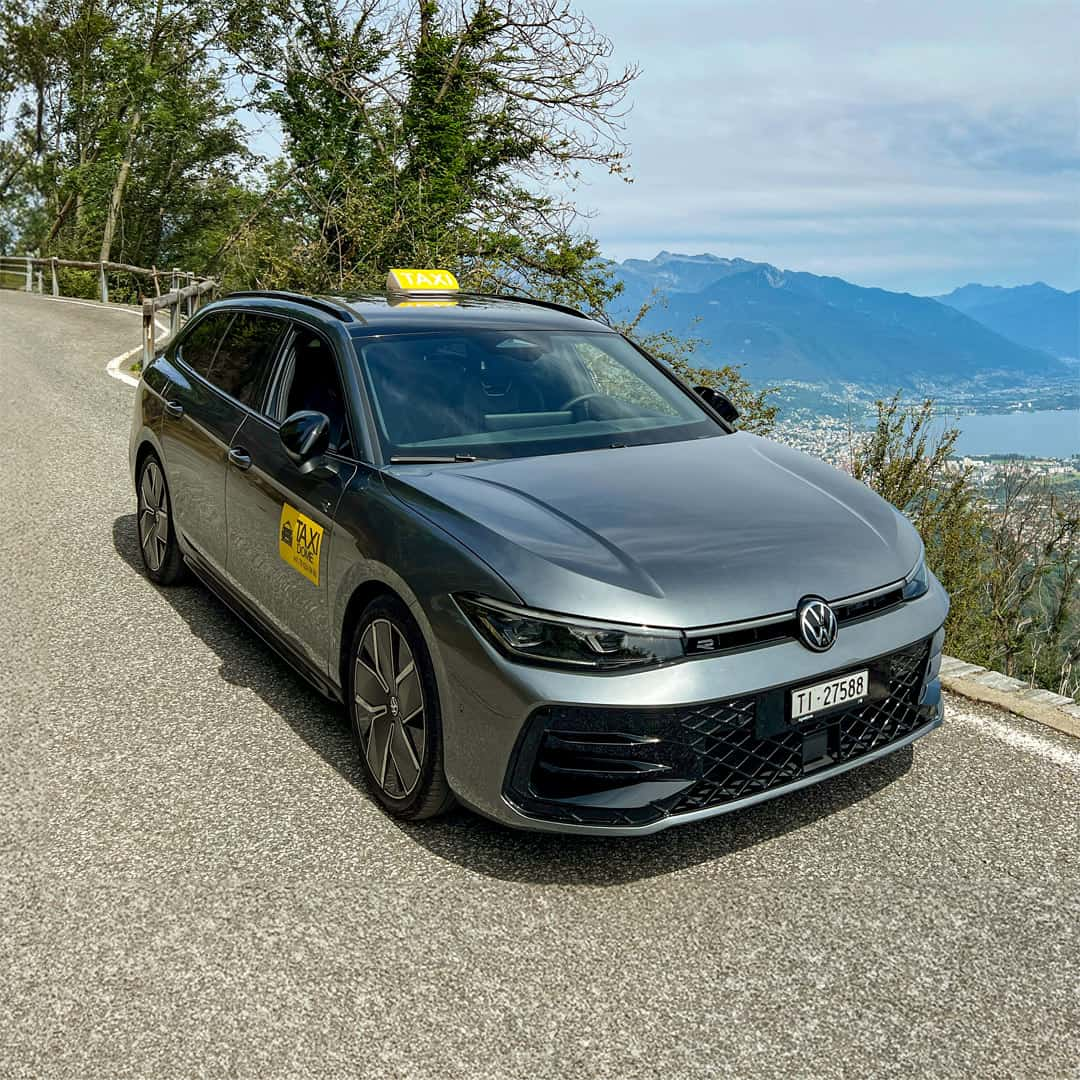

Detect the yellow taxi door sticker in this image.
[279,503,324,586]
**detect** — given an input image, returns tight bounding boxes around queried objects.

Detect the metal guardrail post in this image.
[50,257,59,296]
[98,262,109,304]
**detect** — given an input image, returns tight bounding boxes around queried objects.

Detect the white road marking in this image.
[949,706,1080,774]
[34,295,142,315]
[105,326,169,388]
[105,316,169,388]
[106,345,142,387]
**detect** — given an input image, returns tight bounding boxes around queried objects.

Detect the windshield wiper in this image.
[388,454,488,464]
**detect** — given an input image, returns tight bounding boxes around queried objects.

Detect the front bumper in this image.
[505,637,940,831]
[431,578,948,834]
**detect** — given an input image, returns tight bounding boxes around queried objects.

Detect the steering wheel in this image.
[560,392,610,415]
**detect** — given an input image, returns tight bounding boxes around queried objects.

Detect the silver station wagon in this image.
[130,269,948,834]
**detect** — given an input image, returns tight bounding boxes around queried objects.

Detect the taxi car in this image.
[129,269,948,833]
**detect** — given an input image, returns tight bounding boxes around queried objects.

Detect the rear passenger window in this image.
[206,313,286,406]
[176,312,232,378]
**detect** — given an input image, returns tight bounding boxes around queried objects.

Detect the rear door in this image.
[225,321,358,670]
[156,311,241,571]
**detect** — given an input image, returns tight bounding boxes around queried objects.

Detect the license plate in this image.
[790,669,869,722]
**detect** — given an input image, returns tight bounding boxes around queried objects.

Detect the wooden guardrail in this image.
[141,280,217,368]
[0,253,217,371]
[0,253,199,302]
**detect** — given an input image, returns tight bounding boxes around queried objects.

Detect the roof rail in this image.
[223,290,356,323]
[461,292,594,321]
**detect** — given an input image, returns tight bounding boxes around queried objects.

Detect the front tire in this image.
[348,596,455,820]
[136,452,186,585]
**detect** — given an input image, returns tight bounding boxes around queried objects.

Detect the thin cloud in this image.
[576,0,1080,293]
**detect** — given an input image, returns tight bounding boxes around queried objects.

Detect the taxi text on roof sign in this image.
[386,268,460,295]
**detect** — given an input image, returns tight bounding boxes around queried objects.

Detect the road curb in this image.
[941,655,1080,738]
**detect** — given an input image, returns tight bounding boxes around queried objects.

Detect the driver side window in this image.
[272,327,354,457]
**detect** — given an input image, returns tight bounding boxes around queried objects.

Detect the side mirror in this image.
[280,410,331,466]
[694,385,740,424]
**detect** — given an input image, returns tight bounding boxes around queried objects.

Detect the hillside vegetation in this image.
[855,397,1079,700]
[0,0,638,307]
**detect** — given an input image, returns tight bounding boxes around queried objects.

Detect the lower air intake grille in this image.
[506,638,933,828]
[836,642,930,759]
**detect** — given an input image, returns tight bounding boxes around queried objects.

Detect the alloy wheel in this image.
[138,460,170,573]
[354,618,427,798]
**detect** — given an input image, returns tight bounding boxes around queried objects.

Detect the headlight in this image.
[457,595,684,671]
[902,552,929,600]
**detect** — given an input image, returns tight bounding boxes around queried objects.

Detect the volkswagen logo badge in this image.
[797,597,838,652]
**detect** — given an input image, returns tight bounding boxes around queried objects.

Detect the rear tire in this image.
[136,451,186,586]
[347,596,455,820]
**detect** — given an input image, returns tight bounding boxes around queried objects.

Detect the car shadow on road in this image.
[115,512,913,887]
[394,746,913,886]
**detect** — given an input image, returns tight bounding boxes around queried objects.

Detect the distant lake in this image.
[939,409,1079,459]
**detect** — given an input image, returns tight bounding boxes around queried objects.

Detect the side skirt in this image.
[183,552,344,704]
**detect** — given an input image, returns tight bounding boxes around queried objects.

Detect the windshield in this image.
[354,329,723,462]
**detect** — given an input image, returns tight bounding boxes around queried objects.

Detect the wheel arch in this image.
[134,438,157,479]
[337,580,407,698]
[131,428,167,488]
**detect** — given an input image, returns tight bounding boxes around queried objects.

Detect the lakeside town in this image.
[773,410,1080,492]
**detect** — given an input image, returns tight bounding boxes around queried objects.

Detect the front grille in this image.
[685,585,905,657]
[834,585,905,624]
[667,700,803,812]
[506,638,933,828]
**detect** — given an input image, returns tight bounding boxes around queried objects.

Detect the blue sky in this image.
[571,0,1079,294]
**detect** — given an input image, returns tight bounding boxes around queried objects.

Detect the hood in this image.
[385,432,922,628]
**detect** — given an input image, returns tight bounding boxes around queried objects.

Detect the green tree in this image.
[1,0,779,439]
[981,465,1080,694]
[852,395,990,660]
[226,0,636,305]
[0,0,57,249]
[1,0,252,280]
[851,394,1080,700]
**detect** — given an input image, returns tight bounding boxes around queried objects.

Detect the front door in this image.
[225,323,358,671]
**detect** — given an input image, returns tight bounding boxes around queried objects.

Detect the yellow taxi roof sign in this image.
[386,268,460,296]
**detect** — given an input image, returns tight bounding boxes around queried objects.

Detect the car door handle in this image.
[164,400,184,419]
[228,447,253,471]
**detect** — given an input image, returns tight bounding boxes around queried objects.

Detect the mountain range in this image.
[936,282,1079,360]
[611,253,1076,389]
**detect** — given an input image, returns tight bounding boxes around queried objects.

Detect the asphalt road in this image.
[1,288,1078,1080]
